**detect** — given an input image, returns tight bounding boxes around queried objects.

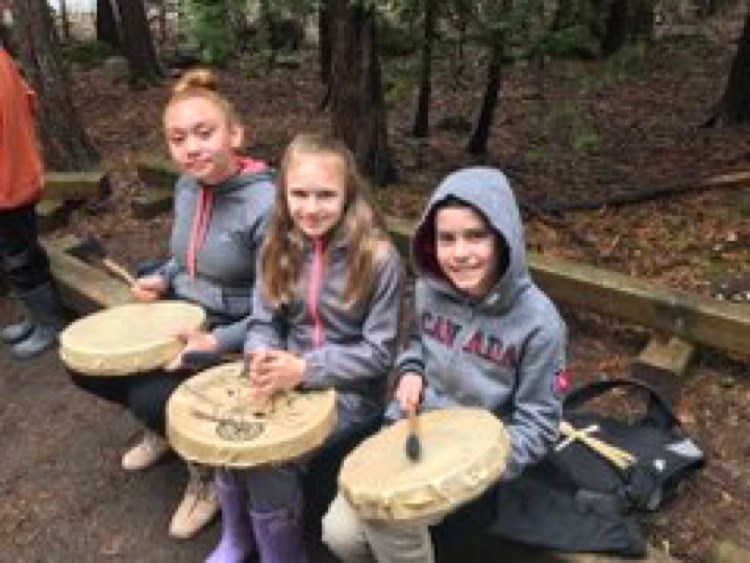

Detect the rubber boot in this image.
[1,293,34,344]
[206,472,256,563]
[251,497,308,563]
[1,317,33,344]
[11,282,67,359]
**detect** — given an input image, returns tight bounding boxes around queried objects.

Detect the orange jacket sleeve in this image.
[0,49,44,209]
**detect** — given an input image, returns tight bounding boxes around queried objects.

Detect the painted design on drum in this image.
[191,408,266,442]
[187,386,311,443]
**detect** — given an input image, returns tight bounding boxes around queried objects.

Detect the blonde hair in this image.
[261,133,391,308]
[164,68,241,127]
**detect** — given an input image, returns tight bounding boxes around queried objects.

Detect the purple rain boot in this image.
[206,472,256,563]
[251,497,309,563]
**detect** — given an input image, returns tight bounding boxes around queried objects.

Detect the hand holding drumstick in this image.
[397,373,424,462]
[131,275,167,302]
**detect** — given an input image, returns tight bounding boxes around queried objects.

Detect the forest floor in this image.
[1,7,750,563]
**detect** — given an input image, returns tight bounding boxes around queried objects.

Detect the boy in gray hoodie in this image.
[323,167,569,563]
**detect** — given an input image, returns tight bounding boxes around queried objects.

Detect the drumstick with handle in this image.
[68,236,137,286]
[405,403,422,462]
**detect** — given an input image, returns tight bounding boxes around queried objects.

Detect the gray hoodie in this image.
[245,237,403,416]
[157,165,276,353]
[392,167,567,480]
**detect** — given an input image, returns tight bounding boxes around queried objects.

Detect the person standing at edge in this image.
[0,2,68,360]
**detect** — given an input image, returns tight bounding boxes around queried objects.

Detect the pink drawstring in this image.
[187,186,213,278]
[307,237,326,349]
[186,157,267,278]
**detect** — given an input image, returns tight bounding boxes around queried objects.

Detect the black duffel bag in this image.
[486,377,704,556]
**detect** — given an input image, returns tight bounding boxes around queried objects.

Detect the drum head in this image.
[167,362,337,468]
[59,301,205,376]
[339,407,510,523]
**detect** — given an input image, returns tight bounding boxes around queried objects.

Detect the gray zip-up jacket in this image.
[156,165,275,353]
[392,167,567,480]
[245,237,403,412]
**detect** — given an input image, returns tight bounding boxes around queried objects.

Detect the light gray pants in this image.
[322,492,446,563]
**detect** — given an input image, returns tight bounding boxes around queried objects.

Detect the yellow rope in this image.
[559,420,637,470]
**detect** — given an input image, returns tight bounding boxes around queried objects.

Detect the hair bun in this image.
[172,68,218,95]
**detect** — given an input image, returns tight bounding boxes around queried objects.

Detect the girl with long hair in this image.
[207,133,403,563]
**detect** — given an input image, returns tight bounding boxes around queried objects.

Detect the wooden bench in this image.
[38,170,110,233]
[42,235,132,313]
[132,157,176,219]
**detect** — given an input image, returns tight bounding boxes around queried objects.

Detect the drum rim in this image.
[339,407,510,522]
[59,301,206,376]
[167,362,337,468]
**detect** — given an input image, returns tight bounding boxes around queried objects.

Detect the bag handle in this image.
[564,377,678,429]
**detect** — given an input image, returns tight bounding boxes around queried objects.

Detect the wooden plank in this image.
[42,239,133,313]
[633,336,696,376]
[701,170,750,190]
[385,216,750,357]
[133,157,175,218]
[631,336,697,405]
[44,170,110,201]
[37,199,72,232]
[708,541,750,563]
[136,156,178,189]
[530,254,749,356]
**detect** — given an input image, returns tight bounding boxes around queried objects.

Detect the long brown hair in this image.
[260,133,391,308]
[164,68,241,128]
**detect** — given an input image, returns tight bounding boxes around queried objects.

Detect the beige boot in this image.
[121,430,169,471]
[169,463,219,539]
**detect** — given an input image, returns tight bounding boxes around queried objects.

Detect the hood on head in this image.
[411,167,530,307]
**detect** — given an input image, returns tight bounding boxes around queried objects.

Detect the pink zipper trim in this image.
[307,237,325,349]
[185,157,266,278]
[187,186,213,278]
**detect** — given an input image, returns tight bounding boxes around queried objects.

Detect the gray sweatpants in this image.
[322,492,446,563]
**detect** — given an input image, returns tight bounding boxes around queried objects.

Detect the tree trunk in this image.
[601,0,653,56]
[116,0,163,86]
[412,0,436,138]
[0,18,15,54]
[96,0,121,50]
[59,0,71,43]
[706,13,750,126]
[319,1,332,85]
[329,1,396,185]
[10,0,99,171]
[467,41,502,156]
[157,0,167,43]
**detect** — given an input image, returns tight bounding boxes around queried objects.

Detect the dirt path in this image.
[0,301,219,561]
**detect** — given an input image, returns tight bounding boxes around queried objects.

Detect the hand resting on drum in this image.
[131,275,167,302]
[166,328,219,372]
[247,350,306,399]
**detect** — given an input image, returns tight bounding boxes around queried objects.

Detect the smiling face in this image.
[434,204,501,299]
[164,96,243,185]
[285,152,347,240]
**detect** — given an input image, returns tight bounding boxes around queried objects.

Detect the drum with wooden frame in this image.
[166,361,337,468]
[338,407,510,523]
[59,301,206,376]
